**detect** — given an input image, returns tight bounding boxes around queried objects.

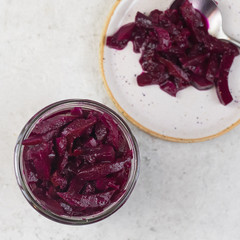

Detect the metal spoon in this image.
[170,0,240,48]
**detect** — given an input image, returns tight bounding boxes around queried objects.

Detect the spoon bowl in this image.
[170,0,240,48]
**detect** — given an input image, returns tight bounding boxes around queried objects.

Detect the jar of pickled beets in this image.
[14,99,139,224]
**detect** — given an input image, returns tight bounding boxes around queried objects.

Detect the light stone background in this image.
[1,0,240,240]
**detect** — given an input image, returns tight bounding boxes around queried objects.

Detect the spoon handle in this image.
[226,37,240,49]
[218,26,240,48]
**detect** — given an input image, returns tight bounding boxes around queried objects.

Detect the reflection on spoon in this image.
[170,0,240,48]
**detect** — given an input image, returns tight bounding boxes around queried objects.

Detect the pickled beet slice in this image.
[139,49,160,72]
[117,136,128,155]
[106,23,135,50]
[63,156,82,175]
[203,35,239,56]
[23,160,38,183]
[159,80,178,97]
[22,129,59,146]
[95,178,119,191]
[132,30,147,53]
[41,129,59,142]
[135,12,153,28]
[101,113,119,149]
[60,202,73,215]
[61,117,97,139]
[51,171,68,190]
[222,41,239,57]
[149,9,163,24]
[158,57,190,83]
[114,23,135,42]
[31,142,53,180]
[83,137,98,148]
[82,145,115,164]
[71,147,84,157]
[58,152,69,172]
[28,183,44,198]
[32,115,77,135]
[114,165,131,190]
[180,53,210,68]
[82,182,95,194]
[24,142,52,161]
[215,54,234,105]
[158,14,180,36]
[174,77,191,91]
[46,185,58,199]
[173,29,191,50]
[165,9,181,24]
[189,73,214,90]
[68,176,85,194]
[40,198,65,216]
[206,53,220,82]
[70,107,83,117]
[95,121,107,141]
[180,0,208,41]
[57,190,115,208]
[77,161,126,181]
[180,54,210,76]
[56,136,67,157]
[154,27,171,51]
[137,72,167,86]
[137,72,156,86]
[170,0,185,10]
[22,136,43,146]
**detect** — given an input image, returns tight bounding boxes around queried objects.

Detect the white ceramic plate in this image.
[100,0,240,142]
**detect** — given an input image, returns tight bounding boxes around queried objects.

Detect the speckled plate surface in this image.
[100,0,240,142]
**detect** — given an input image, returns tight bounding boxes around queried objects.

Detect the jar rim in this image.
[14,99,140,225]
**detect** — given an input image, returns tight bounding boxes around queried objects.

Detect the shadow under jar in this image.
[14,99,139,225]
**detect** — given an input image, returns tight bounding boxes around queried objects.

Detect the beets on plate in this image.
[106,0,239,105]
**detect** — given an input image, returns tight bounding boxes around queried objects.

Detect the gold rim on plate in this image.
[99,0,240,143]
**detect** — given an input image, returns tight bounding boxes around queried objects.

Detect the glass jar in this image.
[14,99,139,225]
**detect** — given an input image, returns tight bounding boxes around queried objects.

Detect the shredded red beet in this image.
[106,0,239,105]
[22,107,132,217]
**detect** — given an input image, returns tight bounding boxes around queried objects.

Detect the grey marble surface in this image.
[1,0,240,239]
